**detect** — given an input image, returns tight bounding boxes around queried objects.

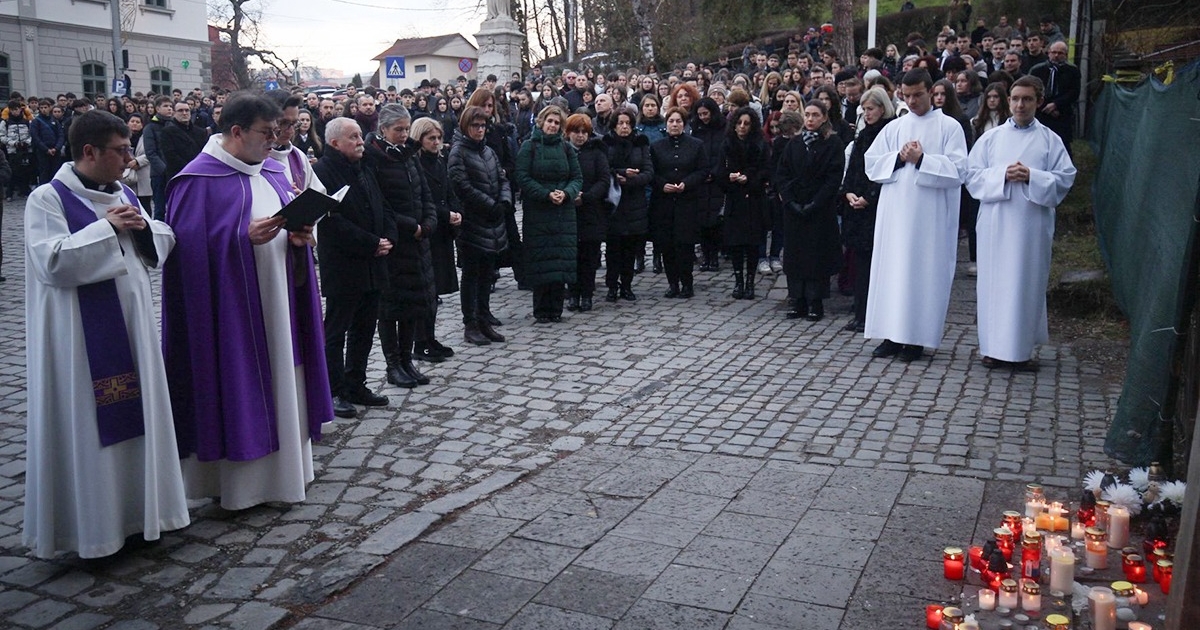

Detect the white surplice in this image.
[967,119,1076,362]
[269,144,325,193]
[23,163,189,558]
[180,136,315,510]
[863,109,968,349]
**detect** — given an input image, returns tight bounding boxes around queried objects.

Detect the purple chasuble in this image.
[49,180,146,446]
[285,147,306,191]
[162,152,333,462]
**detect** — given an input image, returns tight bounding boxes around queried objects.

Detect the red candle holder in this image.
[1158,560,1173,594]
[943,547,965,580]
[994,527,1015,562]
[969,545,985,572]
[925,603,943,629]
[1123,554,1147,583]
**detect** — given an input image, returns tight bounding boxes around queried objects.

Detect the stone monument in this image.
[475,0,523,85]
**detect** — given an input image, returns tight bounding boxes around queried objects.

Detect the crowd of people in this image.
[21,10,1080,560]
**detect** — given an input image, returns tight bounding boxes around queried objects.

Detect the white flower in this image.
[1101,484,1143,516]
[1084,470,1107,493]
[1128,467,1150,492]
[1158,481,1187,507]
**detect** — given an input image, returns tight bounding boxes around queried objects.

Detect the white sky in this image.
[244,0,487,79]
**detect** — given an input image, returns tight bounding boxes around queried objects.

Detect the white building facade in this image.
[0,0,210,101]
[373,34,478,92]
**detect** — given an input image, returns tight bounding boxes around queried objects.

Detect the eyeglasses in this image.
[97,144,135,156]
[278,119,298,129]
[246,126,282,139]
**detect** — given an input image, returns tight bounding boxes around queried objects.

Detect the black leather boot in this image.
[605,287,619,302]
[567,294,581,312]
[464,323,491,346]
[387,362,418,388]
[580,295,593,311]
[731,270,745,299]
[744,265,756,299]
[652,251,663,274]
[401,356,430,385]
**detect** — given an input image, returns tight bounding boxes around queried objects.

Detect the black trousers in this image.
[323,290,380,396]
[700,224,723,263]
[605,235,642,290]
[379,317,421,363]
[659,241,695,289]
[533,283,566,318]
[853,248,872,323]
[459,247,497,324]
[573,240,601,297]
[728,245,755,276]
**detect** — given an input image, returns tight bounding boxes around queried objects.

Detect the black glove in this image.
[490,200,512,221]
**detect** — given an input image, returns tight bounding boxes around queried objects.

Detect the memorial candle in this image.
[943,547,965,580]
[978,588,997,610]
[1089,587,1117,630]
[1077,489,1096,526]
[925,604,943,629]
[940,606,964,630]
[1157,560,1173,594]
[1134,586,1149,606]
[1128,623,1152,630]
[1025,483,1045,517]
[1049,548,1075,594]
[1095,500,1111,530]
[1003,511,1024,541]
[1085,527,1109,569]
[994,527,1015,561]
[1020,531,1042,580]
[998,579,1019,609]
[1020,579,1041,612]
[1045,614,1070,630]
[1050,502,1070,532]
[1107,505,1130,549]
[1071,520,1086,540]
[1123,554,1147,583]
[969,545,985,572]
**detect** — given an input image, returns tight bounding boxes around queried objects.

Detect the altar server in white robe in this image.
[265,89,325,195]
[864,68,969,363]
[24,111,189,559]
[967,75,1076,370]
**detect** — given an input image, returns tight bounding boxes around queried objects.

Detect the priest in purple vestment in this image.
[162,91,334,510]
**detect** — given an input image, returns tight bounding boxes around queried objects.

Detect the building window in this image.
[82,62,106,99]
[0,54,10,102]
[144,0,168,7]
[150,68,172,95]
[415,64,427,73]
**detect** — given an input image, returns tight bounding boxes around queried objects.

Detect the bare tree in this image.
[631,0,658,63]
[208,0,296,89]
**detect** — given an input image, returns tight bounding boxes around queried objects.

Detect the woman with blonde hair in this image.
[515,105,583,322]
[410,116,462,361]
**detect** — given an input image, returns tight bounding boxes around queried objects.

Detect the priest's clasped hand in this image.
[288,224,316,248]
[374,238,393,257]
[105,205,146,233]
[899,140,924,165]
[1005,162,1031,183]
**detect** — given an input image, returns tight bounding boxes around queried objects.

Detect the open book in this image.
[275,185,350,231]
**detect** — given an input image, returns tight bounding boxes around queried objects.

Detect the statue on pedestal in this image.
[486,0,510,20]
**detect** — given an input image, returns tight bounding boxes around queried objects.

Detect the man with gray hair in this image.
[313,116,396,416]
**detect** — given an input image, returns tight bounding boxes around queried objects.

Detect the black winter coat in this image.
[573,137,611,243]
[778,132,845,279]
[447,135,510,255]
[160,120,207,180]
[418,148,460,295]
[649,133,708,245]
[312,149,398,298]
[515,128,583,286]
[839,118,890,253]
[716,134,772,247]
[603,132,653,238]
[690,118,727,229]
[364,134,438,320]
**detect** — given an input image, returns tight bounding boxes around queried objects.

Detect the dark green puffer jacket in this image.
[515,127,583,286]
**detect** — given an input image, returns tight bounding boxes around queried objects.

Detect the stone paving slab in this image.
[0,196,1127,627]
[303,447,1086,629]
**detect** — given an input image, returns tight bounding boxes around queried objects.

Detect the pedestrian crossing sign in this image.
[385,56,406,79]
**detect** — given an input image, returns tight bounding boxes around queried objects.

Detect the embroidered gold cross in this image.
[94,372,141,406]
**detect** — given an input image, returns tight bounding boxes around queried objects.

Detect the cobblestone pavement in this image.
[0,198,1123,628]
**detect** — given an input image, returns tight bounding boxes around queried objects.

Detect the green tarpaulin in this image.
[1089,60,1200,464]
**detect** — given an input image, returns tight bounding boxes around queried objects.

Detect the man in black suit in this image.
[1029,41,1080,155]
[312,117,398,417]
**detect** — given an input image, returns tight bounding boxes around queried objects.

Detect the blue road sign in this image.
[385,56,406,79]
[264,80,280,91]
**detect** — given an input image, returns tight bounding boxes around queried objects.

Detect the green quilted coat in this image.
[515,128,583,286]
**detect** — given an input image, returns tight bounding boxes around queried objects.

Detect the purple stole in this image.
[49,179,145,446]
[163,153,333,462]
[285,147,307,191]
